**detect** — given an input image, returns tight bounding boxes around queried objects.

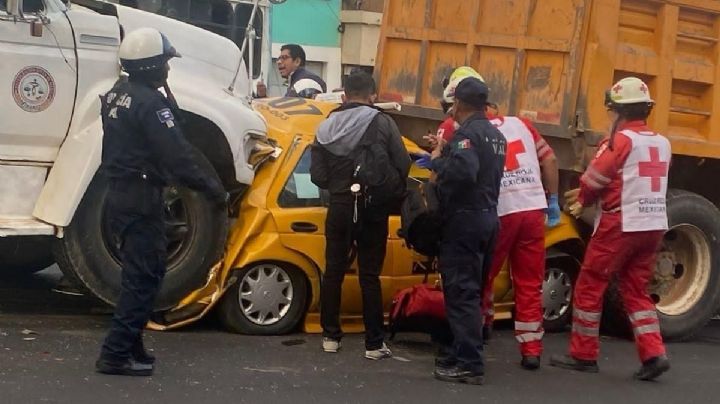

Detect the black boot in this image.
[634,355,670,381]
[95,358,153,377]
[549,354,599,373]
[131,338,156,365]
[521,356,541,370]
[433,367,484,385]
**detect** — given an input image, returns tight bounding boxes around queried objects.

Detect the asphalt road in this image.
[1,267,719,404]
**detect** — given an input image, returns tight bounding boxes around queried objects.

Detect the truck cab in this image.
[0,0,273,309]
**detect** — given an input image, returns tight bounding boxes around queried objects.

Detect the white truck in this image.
[0,0,274,308]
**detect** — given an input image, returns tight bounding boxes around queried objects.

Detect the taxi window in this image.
[278,148,327,208]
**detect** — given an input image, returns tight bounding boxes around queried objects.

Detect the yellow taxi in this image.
[150,97,584,335]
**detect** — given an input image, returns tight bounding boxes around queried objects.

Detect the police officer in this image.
[96,28,227,376]
[430,77,506,385]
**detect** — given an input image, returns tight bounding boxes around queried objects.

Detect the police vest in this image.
[620,129,671,232]
[492,117,547,217]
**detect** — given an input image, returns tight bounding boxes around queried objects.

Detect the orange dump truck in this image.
[374,0,720,340]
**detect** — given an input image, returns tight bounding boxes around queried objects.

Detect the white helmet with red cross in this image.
[606,77,654,106]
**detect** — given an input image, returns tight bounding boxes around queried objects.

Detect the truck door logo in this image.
[12,66,56,113]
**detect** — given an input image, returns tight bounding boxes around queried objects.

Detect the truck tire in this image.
[603,189,720,341]
[54,169,228,310]
[217,263,308,335]
[0,236,55,277]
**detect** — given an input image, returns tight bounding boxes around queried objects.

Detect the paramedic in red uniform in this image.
[550,77,671,381]
[431,67,561,370]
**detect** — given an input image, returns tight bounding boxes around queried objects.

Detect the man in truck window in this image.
[427,66,561,371]
[550,77,671,381]
[96,28,227,377]
[256,44,327,98]
[429,77,506,385]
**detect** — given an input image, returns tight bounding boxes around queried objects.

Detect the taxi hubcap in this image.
[543,267,572,321]
[239,264,294,326]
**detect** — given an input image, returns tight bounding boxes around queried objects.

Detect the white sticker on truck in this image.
[12,66,56,113]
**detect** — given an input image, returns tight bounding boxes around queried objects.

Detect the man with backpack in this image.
[310,71,411,360]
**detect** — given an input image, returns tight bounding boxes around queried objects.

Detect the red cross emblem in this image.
[613,84,623,94]
[505,139,526,171]
[638,146,668,192]
[640,83,648,93]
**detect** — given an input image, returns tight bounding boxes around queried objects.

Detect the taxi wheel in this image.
[217,263,308,335]
[542,252,580,332]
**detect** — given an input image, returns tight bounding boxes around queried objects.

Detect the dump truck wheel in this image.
[54,168,228,310]
[217,263,308,335]
[603,189,720,341]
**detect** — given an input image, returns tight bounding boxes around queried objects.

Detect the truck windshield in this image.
[114,0,263,78]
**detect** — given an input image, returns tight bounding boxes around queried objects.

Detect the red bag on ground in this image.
[388,282,446,339]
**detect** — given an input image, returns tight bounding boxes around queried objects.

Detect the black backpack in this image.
[399,181,442,257]
[351,117,405,207]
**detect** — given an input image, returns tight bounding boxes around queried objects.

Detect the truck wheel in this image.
[0,236,55,277]
[542,252,580,332]
[603,189,720,341]
[217,263,308,335]
[652,190,720,340]
[54,171,228,310]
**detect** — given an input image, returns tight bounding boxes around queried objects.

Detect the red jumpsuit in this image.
[482,116,554,357]
[570,120,670,362]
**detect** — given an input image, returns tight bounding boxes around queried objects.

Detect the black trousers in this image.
[321,202,388,350]
[100,178,167,363]
[438,209,498,374]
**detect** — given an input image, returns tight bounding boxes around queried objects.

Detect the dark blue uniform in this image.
[98,77,225,364]
[431,112,506,375]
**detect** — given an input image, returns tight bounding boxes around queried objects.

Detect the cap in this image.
[454,77,490,109]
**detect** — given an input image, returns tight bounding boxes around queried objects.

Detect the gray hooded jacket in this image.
[310,103,411,203]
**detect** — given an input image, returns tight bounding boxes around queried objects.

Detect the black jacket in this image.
[100,78,225,200]
[310,103,411,204]
[286,67,327,96]
[431,112,506,212]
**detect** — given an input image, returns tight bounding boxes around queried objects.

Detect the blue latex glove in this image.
[411,153,433,170]
[546,193,561,227]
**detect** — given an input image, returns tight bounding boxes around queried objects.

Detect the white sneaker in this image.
[365,343,393,360]
[322,338,341,353]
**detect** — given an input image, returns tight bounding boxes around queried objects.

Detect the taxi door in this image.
[0,0,77,162]
[268,141,368,317]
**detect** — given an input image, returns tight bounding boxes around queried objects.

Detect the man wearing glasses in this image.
[256,44,327,98]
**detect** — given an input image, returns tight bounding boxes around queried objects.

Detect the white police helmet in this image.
[119,28,181,73]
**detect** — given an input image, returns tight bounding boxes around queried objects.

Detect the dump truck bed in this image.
[375,0,720,160]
